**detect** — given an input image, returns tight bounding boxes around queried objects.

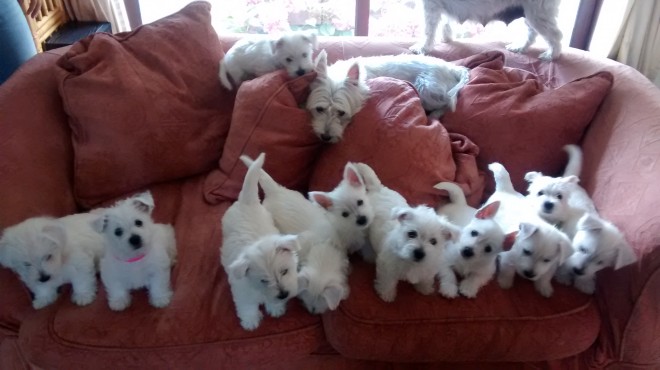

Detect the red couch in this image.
[1,3,659,369]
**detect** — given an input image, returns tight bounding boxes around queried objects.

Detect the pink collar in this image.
[114,254,146,263]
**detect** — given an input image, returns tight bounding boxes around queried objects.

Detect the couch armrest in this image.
[580,65,660,367]
[0,50,77,228]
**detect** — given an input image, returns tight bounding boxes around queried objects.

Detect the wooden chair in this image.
[21,0,68,52]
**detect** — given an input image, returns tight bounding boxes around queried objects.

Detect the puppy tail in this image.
[238,153,266,205]
[447,66,470,112]
[433,182,467,206]
[239,155,279,196]
[218,60,233,90]
[562,144,582,177]
[488,162,516,193]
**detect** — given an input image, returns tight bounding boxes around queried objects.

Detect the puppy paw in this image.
[239,311,263,331]
[414,281,434,296]
[265,302,287,318]
[72,290,96,306]
[439,283,458,299]
[409,42,429,55]
[32,294,57,310]
[554,271,573,286]
[377,288,396,303]
[108,295,131,311]
[538,49,557,61]
[505,42,528,54]
[458,282,479,298]
[536,283,554,298]
[497,275,514,290]
[574,278,595,295]
[149,291,173,308]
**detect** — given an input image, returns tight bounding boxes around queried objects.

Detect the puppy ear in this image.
[557,239,574,265]
[391,207,413,223]
[314,49,328,75]
[229,256,250,279]
[347,63,361,85]
[561,175,580,184]
[577,214,603,231]
[302,31,318,49]
[524,172,541,183]
[323,284,346,311]
[309,192,334,210]
[503,231,518,251]
[41,223,66,249]
[441,222,461,241]
[91,215,108,233]
[475,201,500,220]
[272,37,284,52]
[614,242,637,270]
[517,223,538,240]
[344,163,365,189]
[131,191,155,214]
[276,235,300,254]
[297,271,310,292]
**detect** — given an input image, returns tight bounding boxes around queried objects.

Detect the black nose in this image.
[573,267,585,276]
[413,248,426,262]
[38,273,51,283]
[320,134,332,142]
[296,68,305,76]
[356,215,367,226]
[523,270,536,279]
[277,290,289,300]
[543,201,554,212]
[129,234,142,249]
[461,247,474,259]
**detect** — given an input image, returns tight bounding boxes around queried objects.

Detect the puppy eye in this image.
[407,230,418,239]
[315,107,325,113]
[260,279,268,284]
[114,228,123,237]
[579,246,588,253]
[429,238,437,246]
[543,258,551,263]
[484,245,492,253]
[281,269,288,276]
[341,211,350,218]
[302,53,308,58]
[357,199,363,206]
[522,249,532,256]
[538,191,545,196]
[23,262,32,267]
[45,254,53,261]
[470,230,479,237]
[556,193,563,200]
[337,110,346,117]
[135,219,143,227]
[285,57,293,63]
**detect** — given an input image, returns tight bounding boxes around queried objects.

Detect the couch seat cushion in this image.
[18,175,323,369]
[322,260,599,362]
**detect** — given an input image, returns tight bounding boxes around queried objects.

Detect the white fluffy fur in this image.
[487,163,573,297]
[435,182,506,298]
[0,214,104,309]
[307,50,469,143]
[411,0,563,60]
[555,213,637,294]
[525,145,598,239]
[219,30,317,90]
[221,153,300,330]
[93,191,177,311]
[372,205,458,302]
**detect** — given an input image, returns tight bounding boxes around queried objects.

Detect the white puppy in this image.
[411,0,563,60]
[435,182,507,298]
[221,153,300,330]
[555,213,637,294]
[0,214,104,309]
[296,231,350,314]
[487,163,573,297]
[525,145,597,239]
[372,205,458,302]
[307,50,469,143]
[219,31,317,90]
[93,191,177,311]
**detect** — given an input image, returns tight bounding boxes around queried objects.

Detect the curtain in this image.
[64,0,130,33]
[608,0,660,86]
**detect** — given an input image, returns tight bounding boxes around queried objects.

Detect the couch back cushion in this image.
[56,2,232,208]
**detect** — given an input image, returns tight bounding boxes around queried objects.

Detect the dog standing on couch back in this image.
[411,0,563,60]
[219,30,317,90]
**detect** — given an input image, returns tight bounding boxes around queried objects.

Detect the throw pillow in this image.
[56,1,232,208]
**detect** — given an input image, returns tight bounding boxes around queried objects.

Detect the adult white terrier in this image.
[219,30,317,90]
[410,0,563,60]
[296,231,350,314]
[307,50,469,143]
[487,163,573,297]
[435,182,507,298]
[555,213,636,294]
[0,214,104,309]
[372,205,459,302]
[93,191,177,311]
[525,145,597,239]
[221,153,300,330]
